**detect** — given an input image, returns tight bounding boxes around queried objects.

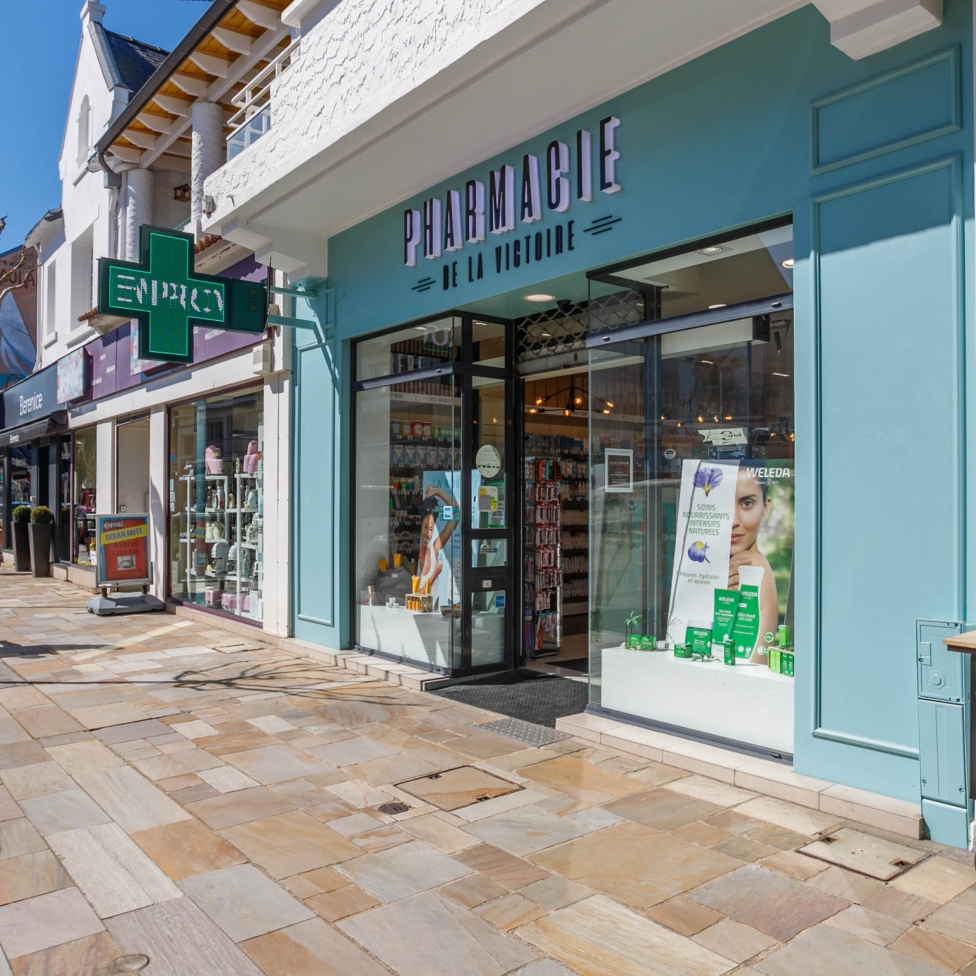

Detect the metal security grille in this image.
[514,301,588,372]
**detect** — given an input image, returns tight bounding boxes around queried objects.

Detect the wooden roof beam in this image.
[137,113,173,134]
[123,130,157,150]
[211,26,252,55]
[171,73,210,97]
[189,51,232,78]
[238,0,279,30]
[151,93,192,117]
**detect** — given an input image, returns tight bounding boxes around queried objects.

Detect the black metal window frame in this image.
[350,310,516,676]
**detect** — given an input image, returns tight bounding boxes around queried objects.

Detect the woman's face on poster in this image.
[419,513,435,552]
[730,469,770,554]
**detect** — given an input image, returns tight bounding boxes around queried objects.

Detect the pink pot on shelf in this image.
[205,446,223,474]
[243,440,259,475]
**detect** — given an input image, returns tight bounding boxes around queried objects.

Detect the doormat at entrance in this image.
[433,669,588,728]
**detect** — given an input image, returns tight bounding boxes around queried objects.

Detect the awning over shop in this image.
[0,412,67,448]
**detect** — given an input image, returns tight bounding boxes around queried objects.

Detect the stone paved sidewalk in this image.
[1,568,975,976]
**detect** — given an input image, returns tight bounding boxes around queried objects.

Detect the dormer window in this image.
[77,96,91,166]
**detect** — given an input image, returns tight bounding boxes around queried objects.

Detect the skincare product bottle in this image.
[732,564,765,660]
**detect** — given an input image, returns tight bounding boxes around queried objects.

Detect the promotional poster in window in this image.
[666,459,795,662]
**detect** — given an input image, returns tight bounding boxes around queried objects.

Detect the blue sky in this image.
[0,1,210,251]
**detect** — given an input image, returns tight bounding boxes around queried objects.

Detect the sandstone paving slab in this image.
[0,818,47,860]
[130,748,224,782]
[178,863,315,942]
[688,864,849,942]
[129,818,245,881]
[0,888,105,960]
[65,703,150,730]
[663,775,758,808]
[645,895,725,937]
[195,764,258,793]
[516,894,732,976]
[0,743,49,772]
[92,718,178,744]
[798,828,927,881]
[186,786,296,829]
[518,756,646,807]
[323,779,393,809]
[733,797,839,837]
[0,851,70,906]
[823,904,910,946]
[47,822,182,918]
[759,850,830,882]
[338,890,537,976]
[808,865,938,921]
[221,744,339,785]
[519,876,590,911]
[305,883,380,921]
[239,917,391,976]
[4,930,121,976]
[532,821,739,909]
[473,892,547,930]
[921,886,976,946]
[71,766,190,833]
[17,789,111,836]
[0,786,21,822]
[304,735,399,768]
[889,856,975,905]
[336,838,472,901]
[754,922,945,976]
[454,843,551,890]
[219,810,362,879]
[891,926,976,972]
[693,918,778,964]
[106,896,266,976]
[466,806,590,856]
[440,874,510,909]
[0,762,75,801]
[398,811,481,853]
[604,788,725,832]
[7,706,82,739]
[44,739,124,775]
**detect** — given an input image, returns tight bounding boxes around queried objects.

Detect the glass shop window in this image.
[168,390,265,622]
[588,223,796,756]
[73,428,97,566]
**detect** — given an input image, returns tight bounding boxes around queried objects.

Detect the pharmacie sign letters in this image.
[98,226,267,364]
[404,117,622,291]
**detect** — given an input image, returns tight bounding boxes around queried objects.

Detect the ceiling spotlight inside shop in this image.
[528,407,538,414]
[541,332,551,337]
[713,415,719,422]
[697,415,704,423]
[701,360,714,365]
[773,372,790,378]
[606,401,614,408]
[603,408,611,414]
[535,396,544,405]
[491,417,497,424]
[414,326,427,332]
[725,414,733,421]
[708,303,727,309]
[525,293,556,302]
[699,245,725,255]
[790,432,795,441]
[574,396,583,406]
[782,258,795,269]
[660,414,666,421]
[563,407,572,417]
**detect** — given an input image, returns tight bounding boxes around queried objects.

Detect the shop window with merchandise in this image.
[168,390,264,622]
[72,428,97,566]
[587,222,796,758]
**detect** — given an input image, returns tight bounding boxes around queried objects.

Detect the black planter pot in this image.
[12,522,30,572]
[28,523,53,578]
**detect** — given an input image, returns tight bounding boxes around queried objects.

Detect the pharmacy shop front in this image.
[293,5,975,834]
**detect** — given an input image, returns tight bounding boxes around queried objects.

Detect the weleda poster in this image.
[667,459,795,651]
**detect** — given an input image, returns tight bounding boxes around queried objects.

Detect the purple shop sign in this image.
[86,254,268,400]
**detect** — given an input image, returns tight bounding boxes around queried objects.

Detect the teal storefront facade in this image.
[290,2,975,842]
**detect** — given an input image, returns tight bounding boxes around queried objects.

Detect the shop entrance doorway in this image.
[521,367,590,674]
[116,416,150,515]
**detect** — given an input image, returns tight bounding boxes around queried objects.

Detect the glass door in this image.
[352,313,514,675]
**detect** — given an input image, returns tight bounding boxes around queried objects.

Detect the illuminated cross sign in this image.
[97,225,266,364]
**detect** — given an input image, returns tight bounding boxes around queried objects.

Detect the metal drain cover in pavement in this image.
[478,717,571,748]
[798,828,928,880]
[396,766,521,810]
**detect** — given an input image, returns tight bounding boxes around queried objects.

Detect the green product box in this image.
[626,635,640,650]
[782,651,794,677]
[673,643,693,659]
[712,590,739,644]
[685,620,713,657]
[639,635,656,650]
[777,624,790,647]
[768,647,781,674]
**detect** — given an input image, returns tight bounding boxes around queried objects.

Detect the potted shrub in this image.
[28,506,54,578]
[11,505,31,572]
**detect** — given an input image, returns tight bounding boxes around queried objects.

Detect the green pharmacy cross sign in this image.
[98,225,267,364]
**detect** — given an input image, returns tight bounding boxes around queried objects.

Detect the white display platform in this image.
[600,646,794,754]
[358,606,453,668]
[357,606,505,669]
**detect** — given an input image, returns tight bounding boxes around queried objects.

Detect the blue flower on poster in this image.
[693,466,724,496]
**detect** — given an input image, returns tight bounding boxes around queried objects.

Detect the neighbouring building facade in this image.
[201,0,976,847]
[1,0,294,637]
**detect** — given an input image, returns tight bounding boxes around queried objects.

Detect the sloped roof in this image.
[104,31,169,95]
